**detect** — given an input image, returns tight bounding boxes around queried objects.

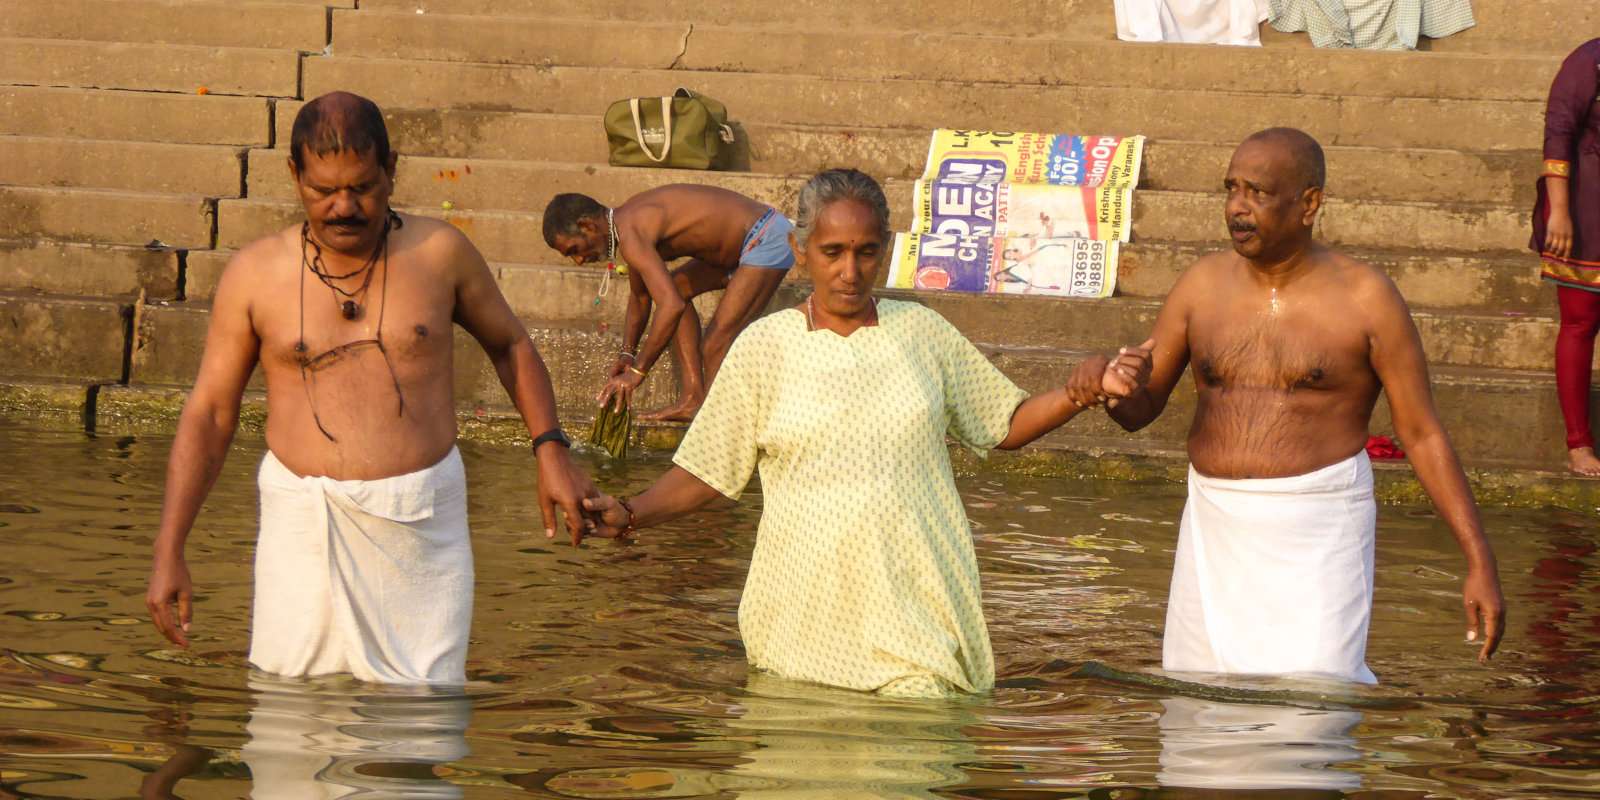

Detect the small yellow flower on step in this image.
[441,200,454,211]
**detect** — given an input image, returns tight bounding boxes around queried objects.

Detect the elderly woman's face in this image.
[797,199,884,319]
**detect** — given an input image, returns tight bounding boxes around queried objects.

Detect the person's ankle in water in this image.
[1568,446,1600,477]
[638,395,704,423]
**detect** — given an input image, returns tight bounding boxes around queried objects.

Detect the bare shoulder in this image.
[1166,249,1233,306]
[1325,249,1407,315]
[396,213,488,273]
[215,226,295,301]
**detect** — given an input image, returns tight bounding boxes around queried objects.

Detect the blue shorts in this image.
[739,208,795,270]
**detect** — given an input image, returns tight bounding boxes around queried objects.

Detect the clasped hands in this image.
[1068,337,1155,410]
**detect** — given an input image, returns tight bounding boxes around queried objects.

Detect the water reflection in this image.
[144,675,472,799]
[1156,698,1361,793]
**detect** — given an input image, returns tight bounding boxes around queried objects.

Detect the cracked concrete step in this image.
[240,150,1533,254]
[1,186,214,249]
[300,56,1544,153]
[0,136,244,196]
[332,10,1556,104]
[0,86,271,146]
[271,101,1542,207]
[0,292,129,383]
[212,197,1545,316]
[1,0,328,50]
[119,297,1591,468]
[0,38,300,97]
[0,239,179,298]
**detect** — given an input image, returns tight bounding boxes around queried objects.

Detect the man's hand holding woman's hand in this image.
[1067,338,1155,410]
[581,494,635,540]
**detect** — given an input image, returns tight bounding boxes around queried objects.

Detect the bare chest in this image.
[257,270,455,373]
[1189,308,1371,393]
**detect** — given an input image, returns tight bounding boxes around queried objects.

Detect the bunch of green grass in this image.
[587,396,633,459]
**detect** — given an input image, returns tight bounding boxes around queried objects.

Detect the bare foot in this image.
[638,399,703,423]
[1568,447,1600,478]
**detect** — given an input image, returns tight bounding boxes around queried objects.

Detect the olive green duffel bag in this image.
[604,88,735,170]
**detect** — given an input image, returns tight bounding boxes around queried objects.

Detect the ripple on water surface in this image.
[0,421,1597,798]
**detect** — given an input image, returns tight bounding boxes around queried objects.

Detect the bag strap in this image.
[628,97,674,163]
[677,87,735,145]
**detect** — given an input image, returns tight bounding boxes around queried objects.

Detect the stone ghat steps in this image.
[0,186,214,250]
[269,101,1541,208]
[300,57,1545,155]
[0,136,245,198]
[327,9,1559,102]
[0,240,178,299]
[0,38,301,98]
[25,293,1573,469]
[175,235,1548,313]
[165,233,1571,374]
[236,152,1533,255]
[1,0,330,51]
[0,87,273,147]
[358,0,1596,55]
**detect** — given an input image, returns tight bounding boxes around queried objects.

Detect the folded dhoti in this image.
[1163,452,1377,684]
[250,448,473,684]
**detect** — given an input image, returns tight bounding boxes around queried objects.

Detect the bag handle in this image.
[628,97,674,163]
[677,87,736,145]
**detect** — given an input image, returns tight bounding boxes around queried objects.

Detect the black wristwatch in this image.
[532,428,571,451]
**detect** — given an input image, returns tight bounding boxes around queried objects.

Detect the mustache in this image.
[1228,220,1257,232]
[324,216,369,228]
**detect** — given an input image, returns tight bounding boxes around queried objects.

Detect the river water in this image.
[0,421,1596,798]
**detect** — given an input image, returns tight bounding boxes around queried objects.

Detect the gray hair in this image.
[792,168,891,248]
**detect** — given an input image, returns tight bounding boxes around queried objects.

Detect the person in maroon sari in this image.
[1532,39,1600,476]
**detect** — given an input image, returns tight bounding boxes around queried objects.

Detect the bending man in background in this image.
[542,185,793,422]
[1106,128,1505,683]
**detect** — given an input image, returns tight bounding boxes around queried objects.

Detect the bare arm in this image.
[617,231,686,376]
[1108,266,1196,431]
[146,254,261,647]
[582,466,730,536]
[998,344,1152,449]
[621,269,653,357]
[1365,275,1505,661]
[450,229,596,543]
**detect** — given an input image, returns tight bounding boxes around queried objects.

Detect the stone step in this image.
[118,297,1589,468]
[0,239,179,298]
[300,56,1544,154]
[241,150,1533,254]
[272,101,1541,207]
[186,233,1552,322]
[185,220,1567,377]
[0,291,129,383]
[1421,1,1599,56]
[332,10,1556,104]
[0,86,272,146]
[0,38,300,97]
[357,0,1592,56]
[0,135,243,197]
[0,0,328,51]
[1,185,214,249]
[358,0,1116,37]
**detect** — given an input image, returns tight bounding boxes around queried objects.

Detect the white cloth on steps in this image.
[249,447,473,685]
[1115,0,1273,46]
[1162,451,1378,684]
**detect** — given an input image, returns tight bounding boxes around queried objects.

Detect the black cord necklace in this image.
[301,211,398,320]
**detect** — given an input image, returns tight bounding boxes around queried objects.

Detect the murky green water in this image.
[1,421,1597,799]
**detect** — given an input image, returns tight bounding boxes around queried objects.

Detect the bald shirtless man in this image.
[1102,128,1506,683]
[542,186,793,421]
[145,92,595,684]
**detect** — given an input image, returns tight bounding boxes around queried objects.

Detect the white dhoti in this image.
[1163,452,1377,684]
[250,448,473,684]
[1115,0,1272,45]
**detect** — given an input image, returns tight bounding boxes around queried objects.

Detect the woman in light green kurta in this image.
[584,169,1150,697]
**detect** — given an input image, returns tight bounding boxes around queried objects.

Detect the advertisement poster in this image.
[887,232,1117,299]
[910,179,1133,242]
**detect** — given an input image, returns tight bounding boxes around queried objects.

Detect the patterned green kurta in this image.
[673,300,1029,697]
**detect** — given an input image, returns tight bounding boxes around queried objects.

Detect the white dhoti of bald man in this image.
[1115,0,1272,45]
